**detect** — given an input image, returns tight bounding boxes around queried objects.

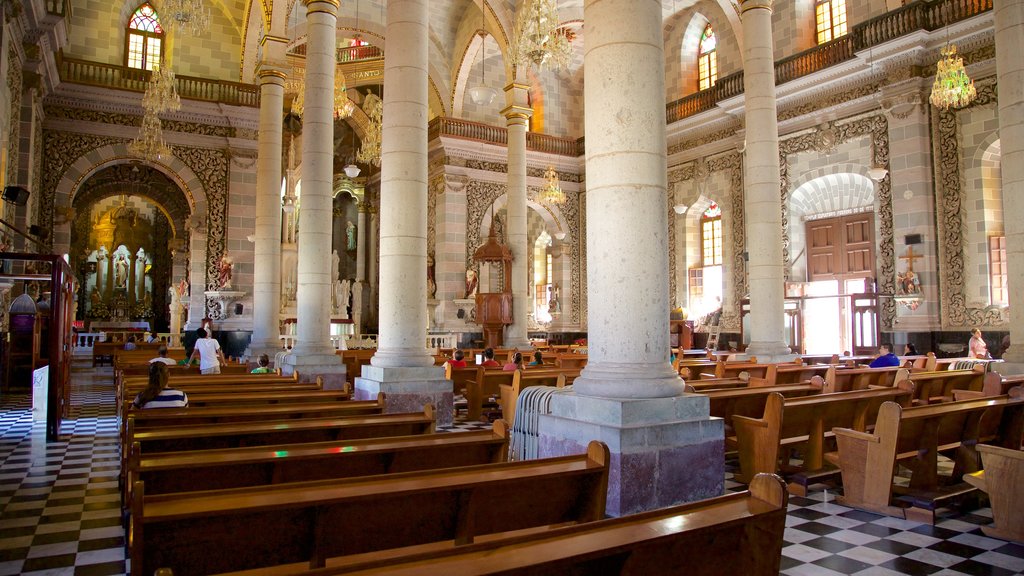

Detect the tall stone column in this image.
[281,0,346,387]
[185,230,207,329]
[740,0,792,361]
[246,64,286,360]
[502,84,533,349]
[995,0,1024,370]
[355,0,452,425]
[538,0,723,517]
[352,205,369,333]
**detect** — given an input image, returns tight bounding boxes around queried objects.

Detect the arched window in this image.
[698,24,717,91]
[126,3,164,71]
[815,0,847,45]
[701,201,723,266]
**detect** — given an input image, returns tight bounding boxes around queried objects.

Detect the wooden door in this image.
[805,213,875,281]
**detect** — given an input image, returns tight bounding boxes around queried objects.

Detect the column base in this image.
[538,392,724,517]
[245,339,284,364]
[355,365,452,427]
[742,340,798,363]
[280,350,346,390]
[993,361,1024,376]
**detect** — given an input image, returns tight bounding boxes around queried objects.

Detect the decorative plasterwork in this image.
[466,180,584,325]
[7,42,22,204]
[931,80,1007,328]
[667,163,695,304]
[779,114,896,330]
[428,174,445,266]
[715,152,745,333]
[44,104,238,138]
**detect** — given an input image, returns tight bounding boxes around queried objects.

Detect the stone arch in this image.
[788,169,877,281]
[452,28,506,122]
[963,134,1002,305]
[679,14,712,96]
[479,195,571,246]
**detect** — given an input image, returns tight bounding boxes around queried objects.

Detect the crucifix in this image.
[899,246,923,272]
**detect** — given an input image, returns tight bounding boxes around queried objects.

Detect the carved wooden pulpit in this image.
[473,224,512,349]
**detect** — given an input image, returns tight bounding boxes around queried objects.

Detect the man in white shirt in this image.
[188,328,225,374]
[149,344,177,366]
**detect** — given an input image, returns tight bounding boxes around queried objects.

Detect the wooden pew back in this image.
[824,366,905,393]
[905,367,986,405]
[500,369,577,426]
[465,367,517,421]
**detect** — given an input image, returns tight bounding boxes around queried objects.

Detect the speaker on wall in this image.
[2,186,29,206]
[905,234,922,246]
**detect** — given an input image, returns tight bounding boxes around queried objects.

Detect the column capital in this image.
[256,66,288,86]
[304,0,339,15]
[259,35,290,47]
[502,105,534,122]
[741,0,773,14]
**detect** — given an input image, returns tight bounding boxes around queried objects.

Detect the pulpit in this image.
[473,224,513,349]
[5,294,41,391]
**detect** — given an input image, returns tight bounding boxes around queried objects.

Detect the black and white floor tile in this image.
[0,363,1021,576]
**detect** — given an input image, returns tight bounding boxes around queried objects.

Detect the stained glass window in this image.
[698,24,718,91]
[126,3,163,71]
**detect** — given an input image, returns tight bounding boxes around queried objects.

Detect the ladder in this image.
[706,316,722,351]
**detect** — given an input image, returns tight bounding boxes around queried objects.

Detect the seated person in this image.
[124,335,137,351]
[149,344,176,365]
[251,354,273,374]
[903,343,919,356]
[868,344,901,368]
[133,362,188,408]
[503,352,525,372]
[448,349,467,369]
[143,332,158,344]
[528,351,544,366]
[480,347,501,368]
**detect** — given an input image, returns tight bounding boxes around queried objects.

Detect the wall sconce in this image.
[673,204,688,215]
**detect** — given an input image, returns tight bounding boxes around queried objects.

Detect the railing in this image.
[279,333,378,351]
[430,117,581,157]
[288,43,383,63]
[427,333,458,351]
[73,331,181,354]
[57,55,260,107]
[665,0,992,123]
[45,0,70,17]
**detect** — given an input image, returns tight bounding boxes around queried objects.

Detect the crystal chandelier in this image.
[536,166,565,204]
[162,0,210,37]
[142,64,181,114]
[512,0,571,71]
[334,62,354,119]
[288,65,305,116]
[357,93,382,167]
[129,112,172,161]
[929,44,977,110]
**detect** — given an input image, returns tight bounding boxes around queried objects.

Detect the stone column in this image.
[185,230,207,329]
[352,205,369,333]
[995,0,1024,370]
[246,65,286,360]
[538,0,722,517]
[367,207,379,299]
[280,0,346,387]
[739,0,792,361]
[502,84,533,349]
[354,0,451,425]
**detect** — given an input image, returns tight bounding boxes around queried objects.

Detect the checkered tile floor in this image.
[0,364,1021,576]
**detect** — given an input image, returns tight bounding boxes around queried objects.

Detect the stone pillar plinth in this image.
[995,0,1024,372]
[281,0,345,385]
[740,0,793,362]
[502,84,533,349]
[355,0,451,422]
[538,0,722,516]
[539,393,723,517]
[247,63,286,359]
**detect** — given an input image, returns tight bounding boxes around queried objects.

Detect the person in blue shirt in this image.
[868,344,901,368]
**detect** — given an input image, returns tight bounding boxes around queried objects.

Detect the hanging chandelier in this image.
[356,93,382,167]
[469,0,497,106]
[142,63,181,114]
[929,44,977,110]
[536,166,565,204]
[162,0,210,36]
[287,64,305,116]
[334,63,354,119]
[129,112,172,161]
[512,0,571,71]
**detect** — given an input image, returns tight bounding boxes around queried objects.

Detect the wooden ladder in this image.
[706,317,722,351]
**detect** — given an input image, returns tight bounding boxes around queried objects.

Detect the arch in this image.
[124,2,164,70]
[479,195,571,246]
[452,28,506,121]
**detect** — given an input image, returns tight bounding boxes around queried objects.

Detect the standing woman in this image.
[133,362,188,408]
[968,328,989,359]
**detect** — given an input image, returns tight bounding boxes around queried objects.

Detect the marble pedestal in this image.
[355,365,453,427]
[538,392,723,517]
[280,351,347,390]
[993,362,1024,376]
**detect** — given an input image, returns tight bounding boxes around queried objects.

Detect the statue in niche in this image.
[331,249,341,282]
[218,251,234,290]
[346,220,357,251]
[427,252,436,299]
[333,278,351,316]
[97,245,108,262]
[113,251,130,289]
[548,283,561,314]
[465,268,478,299]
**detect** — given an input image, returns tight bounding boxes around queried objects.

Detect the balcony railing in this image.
[288,43,383,63]
[666,0,992,123]
[57,55,260,107]
[430,117,583,157]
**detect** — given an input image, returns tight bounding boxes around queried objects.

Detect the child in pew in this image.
[251,354,273,374]
[480,347,501,368]
[133,362,188,409]
[448,349,467,369]
[528,350,544,366]
[503,352,525,371]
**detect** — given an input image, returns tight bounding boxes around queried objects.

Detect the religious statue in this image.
[333,278,351,316]
[465,268,478,299]
[218,251,234,289]
[427,252,436,299]
[113,252,130,289]
[346,220,357,251]
[331,249,341,282]
[548,283,561,314]
[90,288,101,308]
[97,245,108,261]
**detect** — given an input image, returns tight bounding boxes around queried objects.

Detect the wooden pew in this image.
[338,349,376,384]
[499,369,573,426]
[762,363,831,386]
[93,341,122,366]
[299,473,788,576]
[709,361,770,380]
[182,389,352,407]
[126,397,383,429]
[904,367,986,405]
[127,405,433,455]
[129,441,610,576]
[555,353,588,370]
[677,360,717,379]
[963,444,1024,543]
[732,381,914,493]
[127,421,508,508]
[683,377,748,392]
[466,367,517,421]
[823,365,905,393]
[694,382,823,447]
[832,389,1024,523]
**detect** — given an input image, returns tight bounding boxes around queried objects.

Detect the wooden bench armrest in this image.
[731,415,768,429]
[831,427,879,443]
[962,470,986,491]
